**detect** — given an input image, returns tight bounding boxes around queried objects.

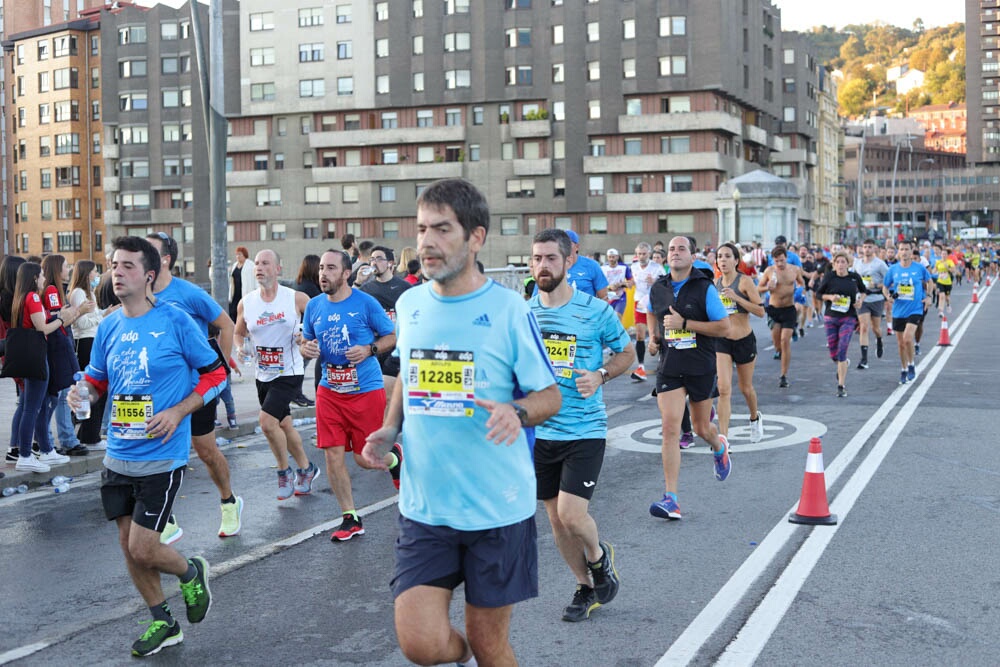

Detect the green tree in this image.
[839,78,874,116]
[840,33,865,61]
[913,18,925,34]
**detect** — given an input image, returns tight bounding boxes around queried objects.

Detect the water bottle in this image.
[17,484,27,494]
[4,484,29,496]
[54,482,70,494]
[215,436,232,446]
[253,425,263,434]
[241,339,254,370]
[73,372,91,420]
[50,475,72,486]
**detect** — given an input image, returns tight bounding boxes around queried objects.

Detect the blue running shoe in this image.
[714,435,732,482]
[907,364,916,381]
[899,370,908,385]
[649,494,682,520]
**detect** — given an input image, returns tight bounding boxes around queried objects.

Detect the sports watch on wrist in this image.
[370,343,379,357]
[510,402,529,426]
[597,368,610,384]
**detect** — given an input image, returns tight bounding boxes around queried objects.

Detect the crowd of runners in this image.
[2,176,989,663]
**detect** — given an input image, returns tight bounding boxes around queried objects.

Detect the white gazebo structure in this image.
[717,170,800,247]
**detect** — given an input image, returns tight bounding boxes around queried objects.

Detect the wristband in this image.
[682,318,688,330]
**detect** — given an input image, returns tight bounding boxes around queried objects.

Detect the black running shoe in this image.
[589,541,619,605]
[779,375,789,388]
[562,584,600,622]
[876,338,884,359]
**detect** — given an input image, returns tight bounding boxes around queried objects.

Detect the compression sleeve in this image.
[84,374,108,396]
[194,361,227,405]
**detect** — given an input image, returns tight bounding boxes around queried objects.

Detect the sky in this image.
[776,0,965,32]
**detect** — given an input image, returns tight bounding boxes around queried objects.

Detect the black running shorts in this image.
[715,331,757,366]
[101,467,184,532]
[534,438,606,501]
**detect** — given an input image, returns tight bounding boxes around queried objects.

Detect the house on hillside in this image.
[894,69,925,96]
[909,102,967,155]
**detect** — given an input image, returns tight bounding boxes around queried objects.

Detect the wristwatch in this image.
[510,402,529,426]
[597,368,610,384]
[370,343,379,357]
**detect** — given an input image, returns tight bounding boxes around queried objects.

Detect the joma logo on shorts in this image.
[121,331,139,344]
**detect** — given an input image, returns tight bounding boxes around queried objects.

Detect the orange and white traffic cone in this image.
[937,315,951,346]
[789,437,837,526]
[988,276,993,288]
[972,283,980,304]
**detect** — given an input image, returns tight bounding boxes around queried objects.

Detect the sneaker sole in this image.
[649,505,682,520]
[595,542,619,605]
[160,525,184,546]
[561,601,601,622]
[218,497,244,538]
[186,557,212,624]
[132,628,184,657]
[331,527,365,541]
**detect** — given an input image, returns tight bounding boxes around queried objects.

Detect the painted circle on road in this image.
[607,414,827,454]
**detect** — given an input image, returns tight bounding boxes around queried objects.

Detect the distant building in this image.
[894,68,925,96]
[909,103,966,155]
[965,0,1000,167]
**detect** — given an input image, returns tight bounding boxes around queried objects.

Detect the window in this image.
[57,199,81,219]
[118,25,147,44]
[91,34,99,55]
[41,170,52,188]
[163,90,180,107]
[163,124,180,142]
[91,68,99,88]
[662,136,690,153]
[659,16,686,36]
[589,139,606,156]
[92,133,101,153]
[274,153,285,170]
[553,140,565,159]
[271,223,287,241]
[381,112,398,129]
[624,139,642,155]
[375,2,389,20]
[57,231,83,252]
[121,126,149,145]
[783,107,796,122]
[375,38,389,58]
[625,98,642,116]
[506,66,533,85]
[38,40,50,60]
[251,83,276,101]
[444,32,470,52]
[300,116,311,134]
[623,19,635,39]
[342,185,359,203]
[304,222,319,239]
[379,185,397,202]
[382,149,399,164]
[337,77,353,95]
[413,1,424,17]
[163,159,180,176]
[587,22,599,42]
[505,179,536,198]
[41,201,53,221]
[413,36,424,55]
[783,48,795,65]
[552,25,563,44]
[251,47,276,66]
[589,216,607,234]
[299,79,325,97]
[665,96,691,113]
[19,171,27,191]
[335,5,352,23]
[502,143,514,160]
[118,60,145,78]
[659,55,687,76]
[623,58,636,79]
[256,188,281,206]
[552,63,565,83]
[320,150,337,167]
[376,75,390,94]
[505,28,531,47]
[506,0,531,7]
[444,0,469,14]
[665,175,693,192]
[55,133,80,154]
[416,146,434,163]
[249,12,274,31]
[38,72,51,93]
[588,61,600,81]
[589,100,601,119]
[305,186,331,204]
[783,77,795,93]
[54,67,79,89]
[181,123,193,141]
[588,176,605,196]
[345,150,361,165]
[53,101,78,122]
[413,73,425,92]
[161,22,178,40]
[501,218,520,236]
[119,92,147,111]
[469,144,480,161]
[298,7,323,26]
[446,109,461,126]
[445,70,470,89]
[416,110,434,128]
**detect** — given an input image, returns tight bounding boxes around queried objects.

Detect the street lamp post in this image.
[914,158,935,239]
[733,188,741,244]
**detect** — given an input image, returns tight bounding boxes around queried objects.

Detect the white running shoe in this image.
[749,412,764,443]
[16,455,51,473]
[37,450,70,465]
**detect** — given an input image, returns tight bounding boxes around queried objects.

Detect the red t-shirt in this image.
[22,292,46,329]
[44,285,64,311]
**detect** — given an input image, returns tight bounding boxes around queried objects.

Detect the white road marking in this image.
[606,405,631,417]
[657,284,991,666]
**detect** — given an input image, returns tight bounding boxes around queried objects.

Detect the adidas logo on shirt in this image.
[473,313,491,327]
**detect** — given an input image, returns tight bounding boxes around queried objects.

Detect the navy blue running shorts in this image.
[391,514,538,608]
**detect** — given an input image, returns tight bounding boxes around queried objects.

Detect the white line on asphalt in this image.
[606,405,631,417]
[714,286,979,665]
[656,283,992,666]
[0,494,401,665]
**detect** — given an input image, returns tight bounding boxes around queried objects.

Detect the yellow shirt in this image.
[933,259,954,285]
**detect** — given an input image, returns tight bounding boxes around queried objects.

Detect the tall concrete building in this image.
[966,0,1000,165]
[1,0,105,257]
[229,0,798,264]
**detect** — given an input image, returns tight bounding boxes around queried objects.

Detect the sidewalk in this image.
[0,366,316,492]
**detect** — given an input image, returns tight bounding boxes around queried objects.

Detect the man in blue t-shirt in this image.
[532,230,609,299]
[69,236,226,657]
[529,229,634,623]
[146,233,242,540]
[882,239,933,385]
[299,249,398,541]
[363,179,561,667]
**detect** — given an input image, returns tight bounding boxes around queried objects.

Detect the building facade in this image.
[966,0,1000,165]
[909,102,967,155]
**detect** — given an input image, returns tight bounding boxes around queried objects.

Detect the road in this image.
[1,279,997,666]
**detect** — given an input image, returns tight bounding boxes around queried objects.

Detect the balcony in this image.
[103,210,120,226]
[772,148,817,166]
[309,125,465,149]
[509,119,552,138]
[512,158,552,176]
[311,161,462,183]
[103,176,120,193]
[151,209,184,224]
[617,111,742,136]
[583,152,737,174]
[227,134,270,152]
[770,135,786,152]
[102,144,119,160]
[605,191,718,212]
[225,170,270,187]
[743,124,768,146]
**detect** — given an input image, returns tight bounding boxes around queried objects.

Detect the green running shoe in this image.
[159,515,183,545]
[131,620,183,657]
[179,557,212,623]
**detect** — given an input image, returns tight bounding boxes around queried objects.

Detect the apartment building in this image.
[966,0,1000,165]
[909,102,967,155]
[228,0,795,265]
[4,16,103,262]
[815,75,844,246]
[0,0,105,257]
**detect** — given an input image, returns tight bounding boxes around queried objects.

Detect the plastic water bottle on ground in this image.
[216,436,232,446]
[73,372,90,420]
[3,484,29,497]
[253,425,263,434]
[50,476,72,486]
[54,482,70,494]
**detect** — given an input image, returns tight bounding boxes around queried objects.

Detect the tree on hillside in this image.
[839,78,874,117]
[840,33,865,61]
[913,18,925,34]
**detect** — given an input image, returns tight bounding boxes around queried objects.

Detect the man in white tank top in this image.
[235,249,318,501]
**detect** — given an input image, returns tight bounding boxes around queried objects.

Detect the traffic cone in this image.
[789,437,837,526]
[972,283,980,304]
[937,315,951,346]
[987,276,992,288]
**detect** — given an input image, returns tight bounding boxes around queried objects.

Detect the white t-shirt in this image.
[631,261,666,312]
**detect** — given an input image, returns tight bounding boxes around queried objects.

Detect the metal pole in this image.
[856,125,865,225]
[890,141,901,242]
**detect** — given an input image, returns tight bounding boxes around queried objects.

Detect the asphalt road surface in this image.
[2,279,997,666]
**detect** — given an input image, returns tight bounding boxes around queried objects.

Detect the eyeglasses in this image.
[370,257,389,264]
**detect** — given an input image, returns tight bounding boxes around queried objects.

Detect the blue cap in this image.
[565,230,580,244]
